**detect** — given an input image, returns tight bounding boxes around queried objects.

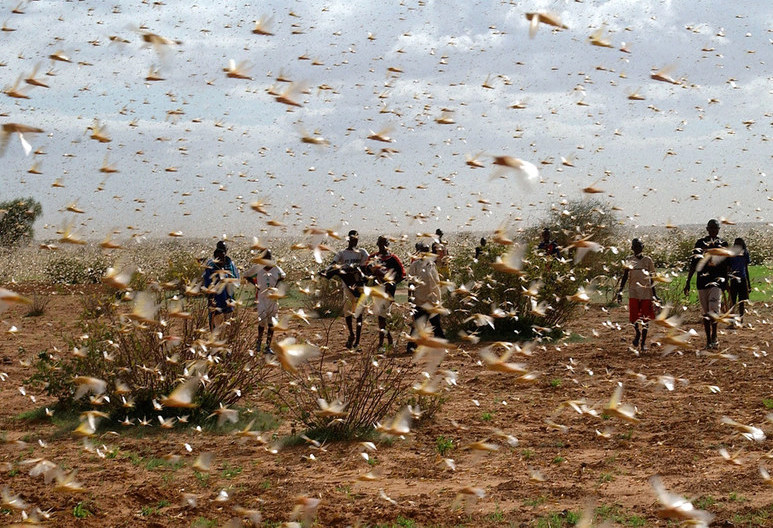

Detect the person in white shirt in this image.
[616,238,658,352]
[406,242,445,354]
[323,230,369,349]
[244,250,285,354]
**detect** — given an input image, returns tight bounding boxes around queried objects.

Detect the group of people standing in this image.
[202,230,450,355]
[320,229,447,352]
[617,219,751,352]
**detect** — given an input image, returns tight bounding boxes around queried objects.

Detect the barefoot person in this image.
[244,250,285,355]
[617,238,658,352]
[683,219,729,349]
[366,235,405,350]
[323,230,369,349]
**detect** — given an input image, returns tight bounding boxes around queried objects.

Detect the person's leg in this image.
[629,299,640,347]
[633,321,641,348]
[345,315,355,348]
[640,322,648,351]
[265,323,274,352]
[257,325,264,352]
[406,307,421,354]
[698,289,712,347]
[354,315,363,347]
[430,314,444,338]
[377,316,386,347]
[707,287,721,346]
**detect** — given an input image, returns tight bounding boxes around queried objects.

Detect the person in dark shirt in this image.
[683,219,729,349]
[366,235,405,349]
[537,228,559,257]
[474,237,486,260]
[727,237,751,326]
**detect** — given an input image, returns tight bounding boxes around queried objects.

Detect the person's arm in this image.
[649,258,658,301]
[745,252,751,293]
[683,246,699,295]
[616,268,629,302]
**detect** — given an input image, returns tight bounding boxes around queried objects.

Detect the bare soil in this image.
[2,284,773,527]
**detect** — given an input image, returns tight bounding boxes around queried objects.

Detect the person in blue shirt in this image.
[727,237,751,327]
[202,241,240,330]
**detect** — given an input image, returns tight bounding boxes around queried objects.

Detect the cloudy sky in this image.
[1,0,771,241]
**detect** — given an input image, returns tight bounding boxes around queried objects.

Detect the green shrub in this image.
[44,253,109,284]
[302,274,344,319]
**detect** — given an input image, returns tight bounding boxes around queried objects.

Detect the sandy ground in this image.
[2,284,773,527]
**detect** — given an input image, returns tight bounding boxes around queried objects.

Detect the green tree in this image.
[0,197,42,247]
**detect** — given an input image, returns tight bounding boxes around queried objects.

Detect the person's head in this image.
[435,228,444,239]
[480,237,486,246]
[631,238,643,256]
[216,240,228,254]
[262,249,272,261]
[347,229,359,247]
[417,242,430,253]
[734,237,746,250]
[706,219,720,238]
[213,248,226,264]
[377,235,389,252]
[542,227,551,242]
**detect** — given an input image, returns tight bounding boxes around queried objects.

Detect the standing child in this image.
[727,237,751,327]
[617,238,658,352]
[244,250,286,355]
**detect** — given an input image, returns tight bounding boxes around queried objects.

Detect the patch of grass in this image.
[521,448,534,461]
[731,504,773,527]
[145,457,185,471]
[191,517,217,528]
[222,463,242,479]
[72,502,92,518]
[486,504,505,522]
[763,398,773,410]
[259,479,271,490]
[552,456,566,465]
[481,411,494,422]
[435,435,454,457]
[549,378,562,388]
[194,470,210,488]
[597,472,614,484]
[694,496,717,510]
[729,492,747,503]
[532,511,578,527]
[523,495,547,508]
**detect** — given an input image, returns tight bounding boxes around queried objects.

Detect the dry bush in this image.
[271,345,418,440]
[24,294,50,317]
[27,287,273,421]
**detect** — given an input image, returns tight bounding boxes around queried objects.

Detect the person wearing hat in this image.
[326,230,369,349]
[616,238,658,352]
[406,242,444,354]
[684,219,729,349]
[366,235,405,349]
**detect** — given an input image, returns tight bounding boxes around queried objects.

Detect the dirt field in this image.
[2,284,773,527]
